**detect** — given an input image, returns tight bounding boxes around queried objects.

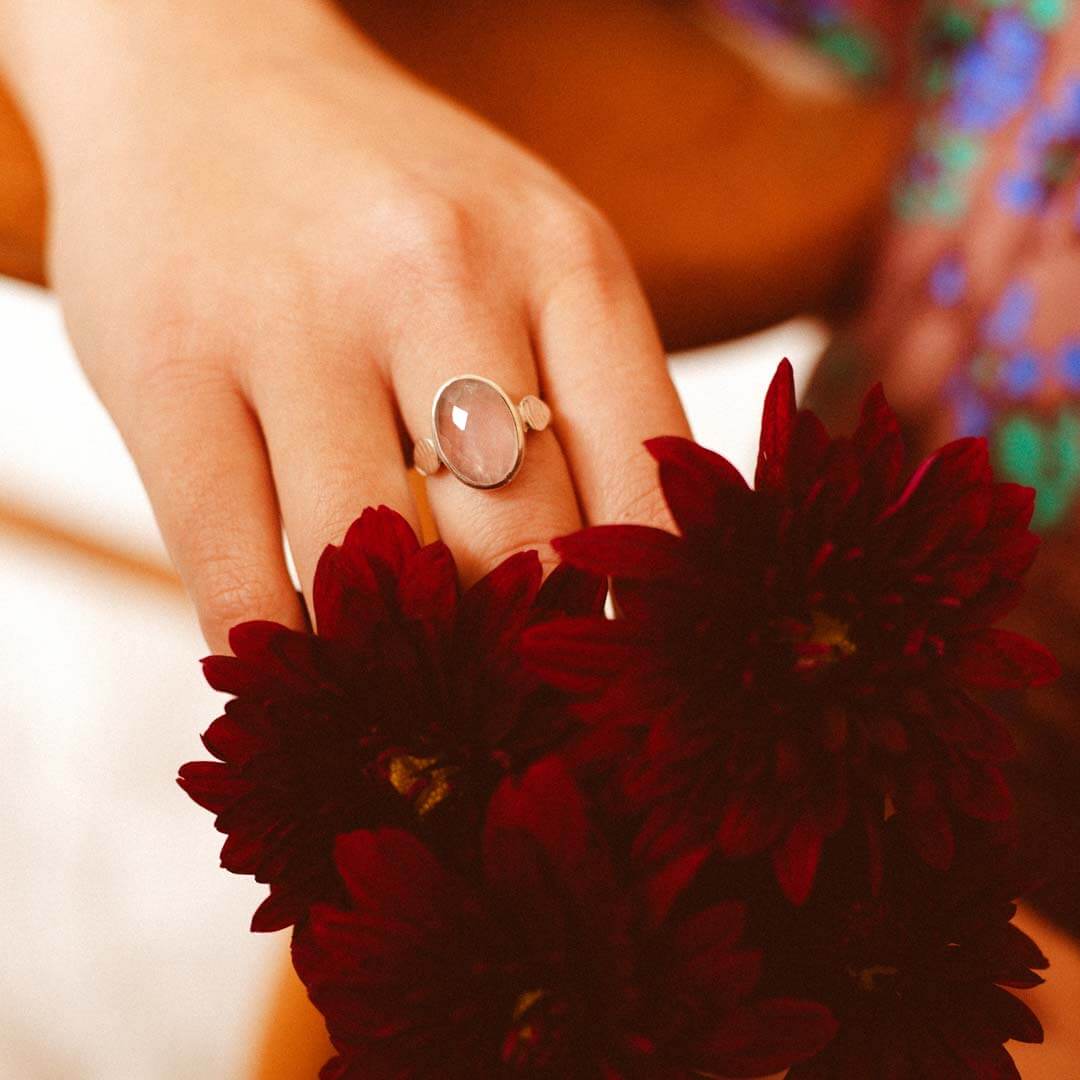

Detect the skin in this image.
[0,4,1075,1073]
[0,2,913,332]
[0,0,914,657]
[0,0,695,653]
[0,3,903,1071]
[0,0,909,660]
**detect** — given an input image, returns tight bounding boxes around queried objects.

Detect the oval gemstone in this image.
[433,377,521,488]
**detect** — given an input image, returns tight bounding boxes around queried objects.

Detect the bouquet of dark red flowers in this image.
[181,361,1057,1079]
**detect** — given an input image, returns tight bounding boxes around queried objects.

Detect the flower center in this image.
[386,753,456,816]
[500,988,575,1071]
[795,611,857,670]
[848,963,900,992]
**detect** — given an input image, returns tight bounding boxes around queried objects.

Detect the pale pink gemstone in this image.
[433,378,521,488]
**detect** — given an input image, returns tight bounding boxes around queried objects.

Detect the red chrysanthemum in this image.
[178,506,603,931]
[765,820,1048,1079]
[527,360,1059,903]
[292,758,837,1079]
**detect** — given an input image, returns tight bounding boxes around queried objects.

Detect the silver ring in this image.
[412,375,551,491]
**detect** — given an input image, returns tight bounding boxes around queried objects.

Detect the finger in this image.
[531,217,691,531]
[391,307,582,585]
[250,355,420,605]
[119,375,304,654]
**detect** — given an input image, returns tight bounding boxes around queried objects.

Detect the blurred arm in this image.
[0,0,387,289]
[0,0,912,345]
[0,79,44,283]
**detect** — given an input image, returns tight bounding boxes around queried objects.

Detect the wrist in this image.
[0,0,387,184]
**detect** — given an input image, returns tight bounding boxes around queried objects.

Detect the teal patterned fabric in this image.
[723,0,1080,532]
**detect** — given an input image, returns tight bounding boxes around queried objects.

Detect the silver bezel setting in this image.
[429,374,526,491]
[413,375,552,491]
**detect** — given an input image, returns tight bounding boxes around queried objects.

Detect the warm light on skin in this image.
[0,0,1074,1070]
[0,0,910,345]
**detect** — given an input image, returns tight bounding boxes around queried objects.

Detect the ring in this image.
[412,375,551,490]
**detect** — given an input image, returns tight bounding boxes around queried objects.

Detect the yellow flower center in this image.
[512,988,549,1022]
[809,611,857,656]
[387,754,455,816]
[502,988,573,1069]
[794,611,857,671]
[848,963,899,992]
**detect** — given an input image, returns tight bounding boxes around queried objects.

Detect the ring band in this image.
[413,375,551,490]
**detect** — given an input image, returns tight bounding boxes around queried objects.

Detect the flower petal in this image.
[672,900,746,961]
[522,616,653,695]
[849,385,906,509]
[311,542,380,643]
[953,629,1060,688]
[396,540,457,626]
[533,562,607,618]
[644,847,710,928]
[645,436,749,537]
[333,828,451,922]
[772,817,825,905]
[717,793,787,858]
[176,761,252,813]
[903,806,956,871]
[695,998,838,1077]
[554,525,691,580]
[885,437,992,525]
[482,758,610,919]
[948,762,1013,822]
[342,505,421,576]
[755,358,798,493]
[251,886,307,933]
[457,550,542,657]
[200,713,266,765]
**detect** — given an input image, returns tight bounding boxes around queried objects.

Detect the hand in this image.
[11,0,689,651]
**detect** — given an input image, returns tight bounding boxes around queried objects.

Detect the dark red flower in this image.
[768,821,1048,1079]
[178,506,603,931]
[292,758,837,1079]
[527,360,1058,903]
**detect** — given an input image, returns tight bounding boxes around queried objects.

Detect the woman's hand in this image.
[2,0,689,651]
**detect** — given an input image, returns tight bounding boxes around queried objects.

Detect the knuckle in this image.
[194,553,288,643]
[132,346,222,403]
[301,469,401,563]
[127,306,233,400]
[81,304,192,411]
[305,498,361,561]
[480,533,560,578]
[371,190,478,291]
[609,477,673,529]
[542,201,629,294]
[462,511,564,581]
[122,352,235,452]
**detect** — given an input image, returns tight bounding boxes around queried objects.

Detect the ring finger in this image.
[391,303,581,585]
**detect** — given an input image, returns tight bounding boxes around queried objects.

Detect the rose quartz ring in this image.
[413,375,552,490]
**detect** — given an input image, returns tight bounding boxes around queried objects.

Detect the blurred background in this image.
[0,272,827,1078]
[0,277,278,1079]
[2,0,1077,1075]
